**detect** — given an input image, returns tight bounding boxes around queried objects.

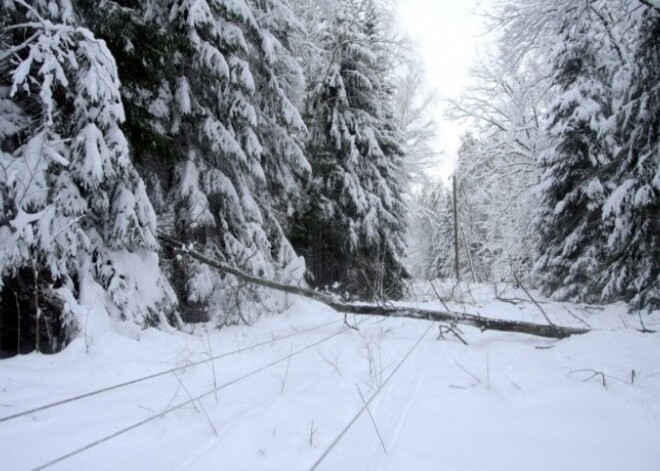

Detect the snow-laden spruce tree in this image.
[602,5,660,310]
[134,0,310,324]
[0,0,178,354]
[250,0,310,206]
[532,11,617,302]
[291,0,408,299]
[73,0,185,168]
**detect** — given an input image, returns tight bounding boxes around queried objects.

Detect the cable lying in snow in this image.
[0,319,341,424]
[309,321,435,470]
[31,326,352,470]
[160,235,595,339]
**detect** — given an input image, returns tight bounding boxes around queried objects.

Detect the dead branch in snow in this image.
[512,271,554,326]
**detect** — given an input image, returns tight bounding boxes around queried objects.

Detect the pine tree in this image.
[602,6,660,310]
[137,0,311,324]
[291,0,408,299]
[250,0,310,206]
[74,0,186,167]
[0,0,178,354]
[533,14,616,301]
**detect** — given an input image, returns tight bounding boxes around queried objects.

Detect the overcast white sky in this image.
[396,0,488,180]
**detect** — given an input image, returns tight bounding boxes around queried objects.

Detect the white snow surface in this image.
[1,283,660,471]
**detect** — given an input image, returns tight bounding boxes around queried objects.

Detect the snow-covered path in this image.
[1,292,660,470]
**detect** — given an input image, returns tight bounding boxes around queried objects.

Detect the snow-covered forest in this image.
[410,0,660,310]
[1,0,660,469]
[1,0,413,352]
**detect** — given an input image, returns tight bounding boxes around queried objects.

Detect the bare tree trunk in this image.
[453,176,460,281]
[32,259,40,354]
[14,291,20,355]
[159,235,591,339]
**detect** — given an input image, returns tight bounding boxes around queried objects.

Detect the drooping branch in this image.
[160,235,591,339]
[159,234,340,304]
[637,0,660,15]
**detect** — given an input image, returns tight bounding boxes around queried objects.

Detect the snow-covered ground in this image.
[1,283,660,470]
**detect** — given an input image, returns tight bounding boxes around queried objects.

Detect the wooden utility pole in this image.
[462,227,477,283]
[453,176,460,281]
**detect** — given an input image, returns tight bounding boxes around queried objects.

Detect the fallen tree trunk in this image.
[160,235,590,339]
[330,304,589,339]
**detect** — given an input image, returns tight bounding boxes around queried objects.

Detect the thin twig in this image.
[486,352,490,384]
[309,420,318,446]
[568,369,629,389]
[455,361,482,384]
[437,324,468,345]
[280,344,294,394]
[343,313,359,331]
[429,280,453,313]
[137,405,155,415]
[177,375,219,437]
[512,271,554,326]
[535,344,556,350]
[505,375,523,391]
[205,326,218,403]
[319,350,342,376]
[637,312,652,333]
[355,383,387,454]
[564,305,592,329]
